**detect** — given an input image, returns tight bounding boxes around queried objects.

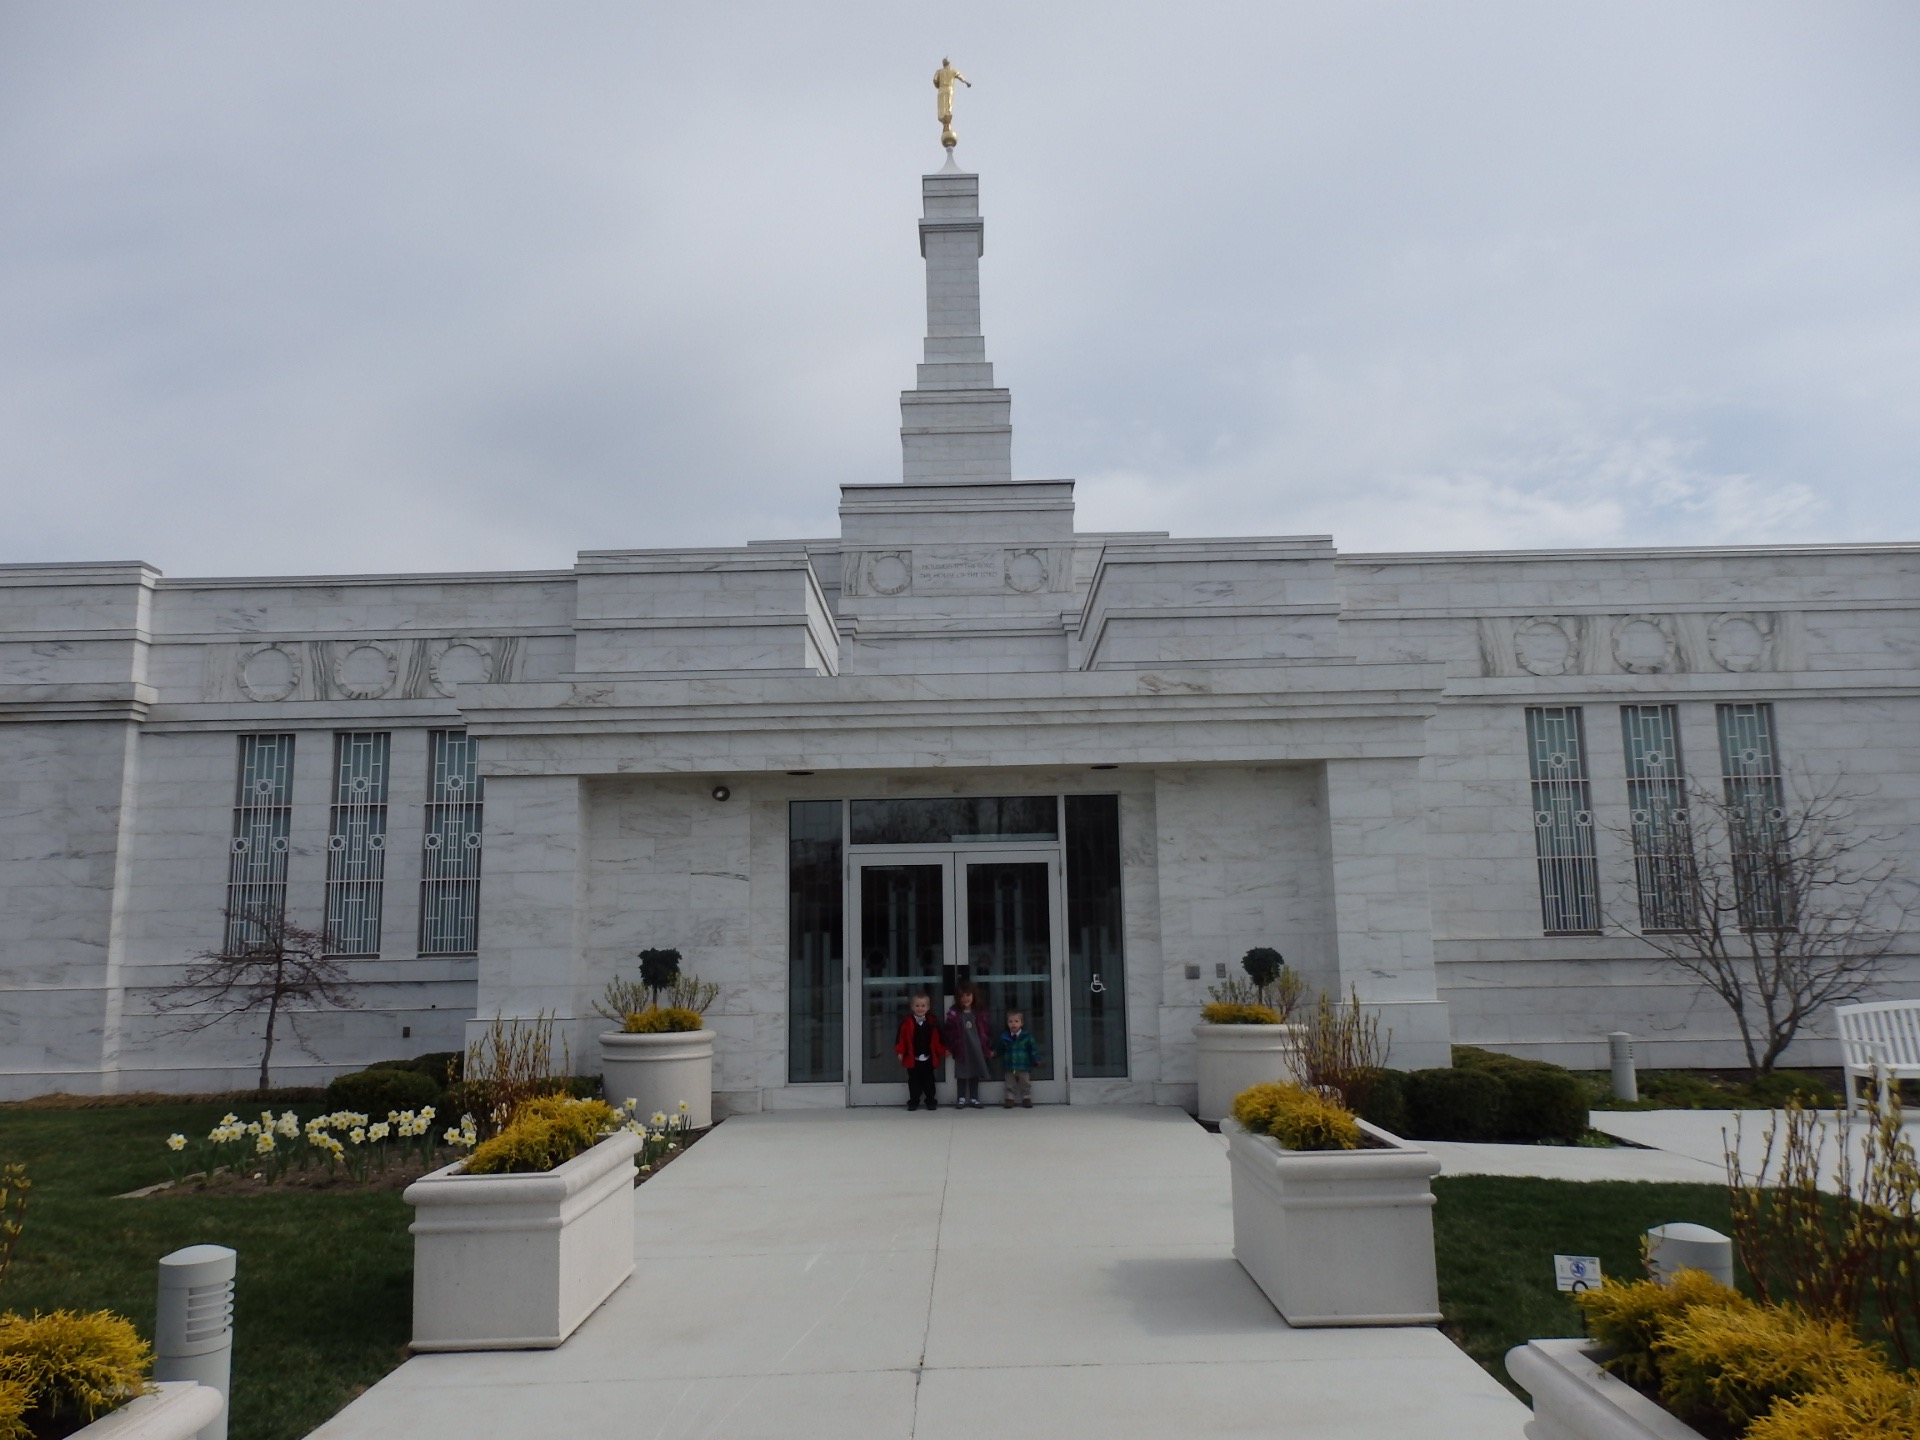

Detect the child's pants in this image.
[1004,1070,1033,1106]
[907,1062,938,1108]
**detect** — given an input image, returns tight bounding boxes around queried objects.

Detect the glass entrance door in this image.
[848,849,1065,1106]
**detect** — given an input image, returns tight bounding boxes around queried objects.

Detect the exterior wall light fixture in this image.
[711,785,731,802]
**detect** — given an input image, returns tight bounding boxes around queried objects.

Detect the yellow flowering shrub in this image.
[622,1005,704,1034]
[463,1095,621,1176]
[1229,1081,1361,1151]
[1745,1368,1920,1440]
[1573,1269,1748,1390]
[0,1309,151,1435]
[1201,1002,1281,1026]
[1657,1302,1887,1433]
[0,1374,26,1440]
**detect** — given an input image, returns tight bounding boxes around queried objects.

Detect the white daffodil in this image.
[349,1128,366,1145]
[369,1122,390,1141]
[255,1132,276,1154]
[166,1133,186,1151]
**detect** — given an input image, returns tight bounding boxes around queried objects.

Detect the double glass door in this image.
[851,848,1066,1105]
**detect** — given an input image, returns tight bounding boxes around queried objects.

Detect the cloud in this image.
[0,2,1915,575]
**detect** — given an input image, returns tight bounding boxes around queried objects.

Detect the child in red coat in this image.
[894,991,948,1111]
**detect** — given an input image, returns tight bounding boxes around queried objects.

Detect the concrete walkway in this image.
[314,1107,1528,1439]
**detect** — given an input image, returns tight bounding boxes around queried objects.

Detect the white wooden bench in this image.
[1835,1001,1920,1114]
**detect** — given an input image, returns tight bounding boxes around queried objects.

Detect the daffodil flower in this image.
[166,1134,186,1151]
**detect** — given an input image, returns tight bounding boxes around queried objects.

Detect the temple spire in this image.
[899,164,1013,483]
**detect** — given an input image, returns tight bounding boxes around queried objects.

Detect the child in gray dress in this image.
[944,982,995,1109]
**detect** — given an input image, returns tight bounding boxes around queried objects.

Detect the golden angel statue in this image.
[933,58,971,149]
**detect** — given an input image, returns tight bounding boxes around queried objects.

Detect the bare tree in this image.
[1611,777,1910,1076]
[152,908,360,1090]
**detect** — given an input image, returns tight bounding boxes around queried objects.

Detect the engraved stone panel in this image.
[237,642,301,701]
[1708,612,1773,673]
[913,545,1002,593]
[1612,615,1679,674]
[1514,618,1577,677]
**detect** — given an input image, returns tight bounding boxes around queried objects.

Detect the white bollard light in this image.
[1608,1031,1638,1103]
[1646,1222,1734,1289]
[155,1244,235,1440]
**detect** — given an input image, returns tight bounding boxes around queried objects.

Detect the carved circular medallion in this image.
[238,643,301,702]
[334,642,398,699]
[1613,615,1678,674]
[1514,619,1576,677]
[430,641,495,698]
[1005,549,1048,593]
[1708,613,1770,673]
[867,552,911,596]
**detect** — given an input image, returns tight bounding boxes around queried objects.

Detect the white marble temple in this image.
[2,159,1916,1101]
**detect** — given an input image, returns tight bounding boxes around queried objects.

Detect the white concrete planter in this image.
[72,1382,224,1440]
[1505,1338,1707,1440]
[1193,1022,1303,1123]
[1223,1115,1442,1326]
[404,1129,642,1351]
[599,1029,713,1129]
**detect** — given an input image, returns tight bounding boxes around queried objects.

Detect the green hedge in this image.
[1378,1046,1588,1144]
[323,1066,442,1116]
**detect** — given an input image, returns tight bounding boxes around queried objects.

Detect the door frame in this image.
[846,843,1068,1106]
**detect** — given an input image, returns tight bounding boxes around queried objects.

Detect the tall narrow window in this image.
[419,731,483,955]
[225,734,296,952]
[787,800,845,1084]
[1065,794,1129,1078]
[324,732,390,956]
[1718,702,1789,929]
[1526,708,1600,933]
[1621,705,1691,930]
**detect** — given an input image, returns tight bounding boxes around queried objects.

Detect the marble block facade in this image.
[2,158,1916,1104]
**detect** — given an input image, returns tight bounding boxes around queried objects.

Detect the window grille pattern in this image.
[419,731,483,955]
[225,734,296,952]
[1621,704,1692,930]
[324,732,390,956]
[1717,702,1789,929]
[1526,708,1600,933]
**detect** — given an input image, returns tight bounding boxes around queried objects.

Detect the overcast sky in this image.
[3,4,1917,577]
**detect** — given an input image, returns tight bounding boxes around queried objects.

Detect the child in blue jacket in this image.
[1000,1009,1038,1108]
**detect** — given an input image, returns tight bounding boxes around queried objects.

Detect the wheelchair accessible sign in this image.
[1555,1255,1603,1292]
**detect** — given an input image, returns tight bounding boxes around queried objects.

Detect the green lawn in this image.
[1433,1174,1737,1393]
[0,1102,412,1440]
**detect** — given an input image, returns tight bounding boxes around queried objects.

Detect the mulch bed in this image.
[129,1124,715,1199]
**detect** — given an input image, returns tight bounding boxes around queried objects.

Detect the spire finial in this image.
[933,58,971,151]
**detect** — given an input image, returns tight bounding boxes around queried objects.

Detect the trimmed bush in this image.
[0,1309,152,1434]
[1200,1001,1281,1026]
[1405,1066,1506,1141]
[1453,1046,1587,1143]
[463,1095,621,1176]
[1228,1081,1361,1152]
[1657,1300,1884,1433]
[1353,1066,1408,1136]
[622,1006,703,1034]
[1747,1368,1920,1440]
[325,1066,441,1116]
[1573,1270,1747,1390]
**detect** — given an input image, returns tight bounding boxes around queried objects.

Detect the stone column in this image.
[468,773,589,1058]
[1323,758,1453,1070]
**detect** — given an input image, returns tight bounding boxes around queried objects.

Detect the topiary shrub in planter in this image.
[1192,949,1305,1123]
[1222,1081,1440,1327]
[595,952,719,1128]
[326,1065,442,1116]
[405,1095,644,1352]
